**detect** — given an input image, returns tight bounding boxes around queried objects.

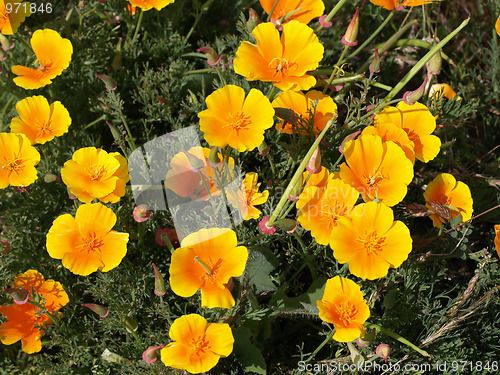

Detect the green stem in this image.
[381,17,470,105]
[184,0,215,45]
[267,118,335,227]
[315,0,348,33]
[183,68,216,75]
[345,10,395,62]
[322,44,349,94]
[306,329,335,362]
[293,232,316,279]
[131,9,144,45]
[365,323,431,358]
[267,0,280,22]
[111,92,137,152]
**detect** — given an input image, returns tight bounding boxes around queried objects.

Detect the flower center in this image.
[36,120,53,137]
[320,204,349,228]
[1,155,24,175]
[225,112,251,135]
[269,57,296,79]
[335,301,358,326]
[195,256,223,284]
[189,335,210,358]
[77,233,104,253]
[359,231,386,255]
[86,164,106,180]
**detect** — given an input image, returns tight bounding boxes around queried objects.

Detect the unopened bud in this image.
[246,7,260,32]
[426,48,442,75]
[376,344,392,362]
[106,121,122,143]
[274,107,297,125]
[82,303,109,317]
[197,46,222,66]
[369,48,380,74]
[1,239,10,254]
[356,328,376,347]
[95,74,117,91]
[182,150,205,172]
[257,141,270,157]
[4,288,29,304]
[0,49,7,62]
[44,173,59,183]
[402,75,428,105]
[273,218,297,233]
[342,7,359,47]
[288,174,303,201]
[152,263,166,297]
[208,146,222,168]
[142,345,164,364]
[123,316,138,333]
[187,89,199,106]
[306,146,321,174]
[0,34,14,51]
[339,131,361,154]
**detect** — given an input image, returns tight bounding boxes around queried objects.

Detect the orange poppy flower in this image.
[10,95,71,145]
[12,29,73,90]
[46,203,129,276]
[164,147,235,201]
[161,314,234,374]
[0,270,69,354]
[361,122,415,164]
[496,16,500,36]
[233,21,324,91]
[374,101,441,163]
[61,147,129,204]
[169,228,248,309]
[127,0,174,11]
[339,134,414,206]
[226,172,269,220]
[0,0,31,34]
[423,173,473,228]
[330,201,413,280]
[316,276,370,342]
[428,83,460,102]
[494,225,500,257]
[0,132,40,189]
[198,85,275,152]
[272,90,337,135]
[370,0,441,10]
[259,0,325,25]
[298,174,359,245]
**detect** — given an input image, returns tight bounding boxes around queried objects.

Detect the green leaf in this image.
[270,277,327,314]
[245,247,279,294]
[232,327,266,375]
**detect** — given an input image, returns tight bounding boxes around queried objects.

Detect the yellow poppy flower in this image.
[494,225,500,258]
[316,276,370,342]
[370,0,441,10]
[259,0,325,25]
[298,174,359,245]
[161,314,234,374]
[496,16,500,36]
[361,122,415,165]
[12,29,73,90]
[423,173,473,228]
[226,172,269,220]
[233,21,324,91]
[339,134,414,206]
[169,228,248,309]
[0,270,69,354]
[10,95,71,145]
[0,132,40,189]
[61,147,129,204]
[429,83,460,102]
[272,90,337,135]
[46,203,129,276]
[330,201,413,280]
[374,101,441,163]
[127,0,174,11]
[0,0,31,35]
[198,85,275,152]
[164,147,234,201]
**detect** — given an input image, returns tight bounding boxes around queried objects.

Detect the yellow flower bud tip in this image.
[208,146,222,167]
[82,303,109,318]
[142,345,164,364]
[376,344,392,363]
[95,74,117,91]
[342,7,359,47]
[197,47,222,66]
[4,287,29,304]
[152,263,166,297]
[403,75,428,105]
[182,150,205,172]
[369,48,381,74]
[133,204,152,222]
[306,146,322,174]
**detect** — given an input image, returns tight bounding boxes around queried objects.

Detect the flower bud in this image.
[257,141,270,157]
[402,75,428,105]
[197,46,223,66]
[429,83,459,101]
[44,173,59,183]
[426,48,442,75]
[208,146,222,168]
[259,217,277,234]
[142,345,164,364]
[288,173,303,201]
[369,48,380,74]
[339,131,361,154]
[152,263,166,297]
[376,343,392,362]
[182,150,205,172]
[123,316,138,333]
[246,7,260,32]
[67,187,78,200]
[0,34,14,51]
[306,146,322,174]
[0,49,7,62]
[82,303,109,317]
[4,288,29,304]
[133,204,152,222]
[1,239,10,254]
[273,218,297,233]
[274,107,297,125]
[95,74,117,91]
[356,328,376,347]
[342,7,359,47]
